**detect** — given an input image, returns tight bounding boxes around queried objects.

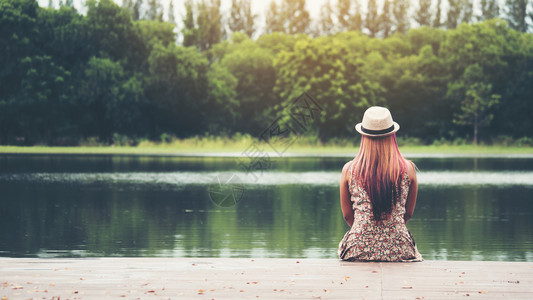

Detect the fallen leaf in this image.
[239,290,245,292]
[296,261,300,264]
[198,290,205,293]
[1,296,7,300]
[146,290,155,293]
[478,291,488,294]
[372,271,378,273]
[49,284,56,287]
[466,294,470,296]
[402,286,413,289]
[343,276,350,282]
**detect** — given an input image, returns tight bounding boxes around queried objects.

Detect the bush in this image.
[516,137,533,147]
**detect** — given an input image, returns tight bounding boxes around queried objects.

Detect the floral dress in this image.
[338,162,423,262]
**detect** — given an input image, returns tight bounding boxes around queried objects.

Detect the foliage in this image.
[0,0,531,146]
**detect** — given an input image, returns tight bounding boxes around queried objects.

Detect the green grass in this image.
[0,136,531,156]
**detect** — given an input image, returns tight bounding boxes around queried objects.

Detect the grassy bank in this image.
[0,135,531,156]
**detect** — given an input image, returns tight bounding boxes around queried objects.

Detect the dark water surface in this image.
[0,154,532,261]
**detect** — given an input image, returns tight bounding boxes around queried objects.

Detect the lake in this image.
[0,153,532,261]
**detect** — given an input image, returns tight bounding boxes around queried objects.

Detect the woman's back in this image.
[338,161,422,262]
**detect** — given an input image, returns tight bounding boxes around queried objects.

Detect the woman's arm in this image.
[404,161,418,224]
[340,161,354,227]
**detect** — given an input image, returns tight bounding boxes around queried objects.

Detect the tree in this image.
[241,0,255,37]
[415,0,432,26]
[446,0,461,28]
[365,0,380,37]
[392,0,409,34]
[182,0,197,47]
[316,0,335,36]
[48,0,54,9]
[506,0,527,32]
[229,0,243,33]
[283,0,311,34]
[65,0,73,7]
[478,0,499,21]
[229,0,256,37]
[452,64,500,144]
[196,0,224,51]
[433,0,443,27]
[168,0,176,25]
[350,0,364,31]
[132,0,142,20]
[381,0,393,37]
[274,34,385,139]
[460,0,473,24]
[337,0,351,31]
[85,0,139,62]
[146,0,163,21]
[265,0,284,33]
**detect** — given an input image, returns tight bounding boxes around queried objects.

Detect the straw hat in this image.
[355,106,400,137]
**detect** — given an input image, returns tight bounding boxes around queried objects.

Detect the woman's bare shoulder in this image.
[341,160,353,179]
[406,160,417,182]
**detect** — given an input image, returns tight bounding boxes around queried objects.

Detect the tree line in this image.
[0,0,532,145]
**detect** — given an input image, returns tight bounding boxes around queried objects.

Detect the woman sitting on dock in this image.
[338,106,423,262]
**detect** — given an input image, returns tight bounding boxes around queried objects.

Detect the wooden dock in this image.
[1,258,532,299]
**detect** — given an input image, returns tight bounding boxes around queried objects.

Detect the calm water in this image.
[0,154,532,261]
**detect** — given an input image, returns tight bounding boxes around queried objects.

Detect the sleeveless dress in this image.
[337,161,423,262]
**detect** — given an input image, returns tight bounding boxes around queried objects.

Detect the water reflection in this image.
[0,154,532,261]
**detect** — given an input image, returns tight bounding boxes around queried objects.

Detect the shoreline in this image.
[1,145,532,158]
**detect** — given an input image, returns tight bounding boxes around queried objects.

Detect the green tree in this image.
[85,0,139,62]
[182,0,197,47]
[478,0,499,20]
[433,0,443,27]
[381,0,393,37]
[316,0,335,36]
[196,0,224,51]
[393,0,409,34]
[460,0,473,24]
[132,0,142,20]
[451,64,500,144]
[350,0,364,31]
[274,33,385,139]
[415,0,432,26]
[228,0,256,37]
[365,0,380,37]
[265,0,284,33]
[446,0,461,28]
[505,0,528,32]
[146,0,163,21]
[283,0,311,34]
[147,43,209,136]
[229,0,243,33]
[337,0,351,31]
[216,33,278,133]
[168,0,176,25]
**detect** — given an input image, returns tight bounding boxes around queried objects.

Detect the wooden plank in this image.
[1,258,532,299]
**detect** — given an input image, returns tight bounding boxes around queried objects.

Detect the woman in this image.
[338,106,422,262]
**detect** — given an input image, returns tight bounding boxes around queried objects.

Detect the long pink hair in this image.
[352,133,409,221]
